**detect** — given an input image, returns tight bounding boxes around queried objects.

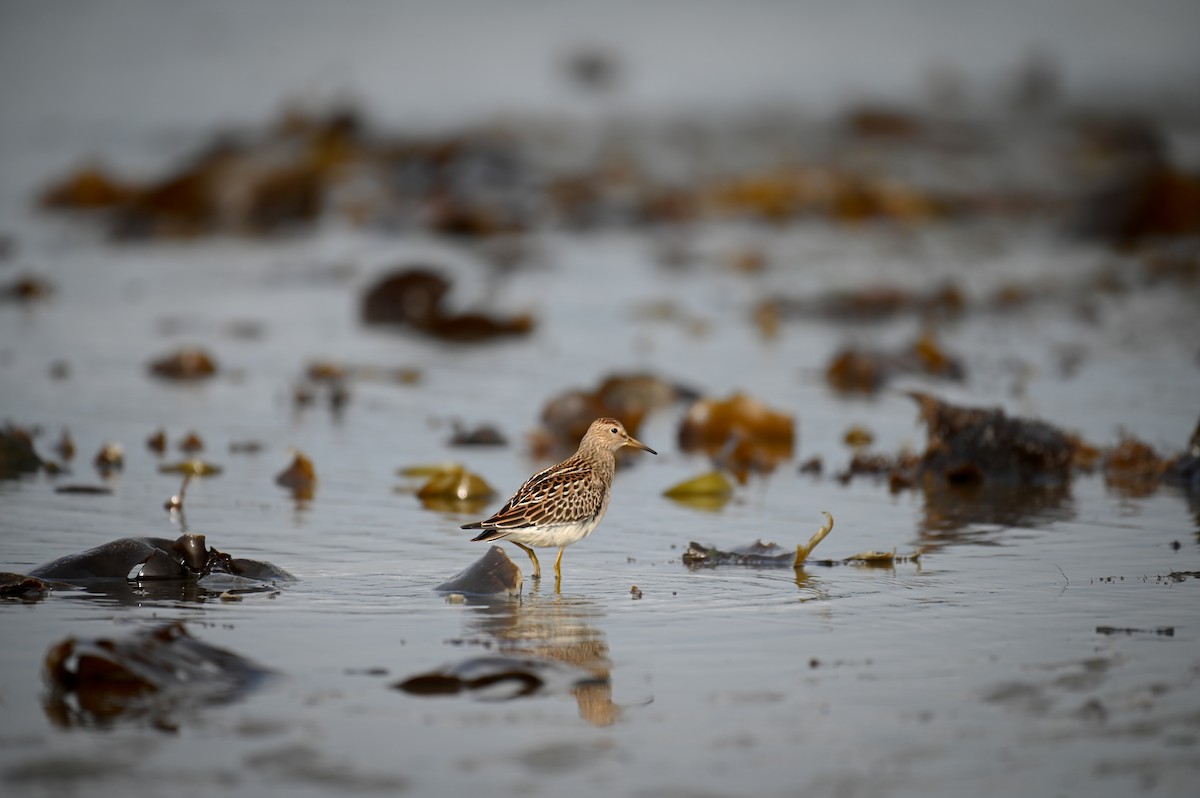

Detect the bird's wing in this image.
[471,459,598,530]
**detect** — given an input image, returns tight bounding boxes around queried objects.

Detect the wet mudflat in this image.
[3,3,1200,797]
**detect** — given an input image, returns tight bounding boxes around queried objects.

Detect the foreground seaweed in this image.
[43,622,274,729]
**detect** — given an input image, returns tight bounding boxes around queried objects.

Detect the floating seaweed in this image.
[662,471,735,511]
[43,622,274,728]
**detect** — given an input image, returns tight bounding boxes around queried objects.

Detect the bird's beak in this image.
[625,435,657,455]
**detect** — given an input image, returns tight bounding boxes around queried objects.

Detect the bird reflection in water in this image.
[463,592,619,727]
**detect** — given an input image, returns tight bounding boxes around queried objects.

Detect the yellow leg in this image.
[554,547,565,582]
[512,542,540,579]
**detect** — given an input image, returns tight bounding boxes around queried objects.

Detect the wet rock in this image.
[43,622,274,728]
[147,347,218,380]
[394,655,605,700]
[434,545,522,597]
[26,532,293,589]
[0,424,42,478]
[360,266,533,343]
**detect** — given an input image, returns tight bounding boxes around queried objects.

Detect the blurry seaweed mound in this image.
[678,393,794,481]
[533,372,695,457]
[907,391,1087,486]
[361,266,533,343]
[43,622,274,728]
[39,101,1200,245]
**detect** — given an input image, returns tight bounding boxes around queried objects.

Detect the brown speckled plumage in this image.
[462,418,656,583]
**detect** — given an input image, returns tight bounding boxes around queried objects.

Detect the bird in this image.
[462,417,657,584]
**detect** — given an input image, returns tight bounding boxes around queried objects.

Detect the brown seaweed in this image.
[43,622,274,728]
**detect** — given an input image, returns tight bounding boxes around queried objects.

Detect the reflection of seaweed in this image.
[917,481,1074,547]
[42,623,274,731]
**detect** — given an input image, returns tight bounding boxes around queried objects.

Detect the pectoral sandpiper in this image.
[463,418,657,584]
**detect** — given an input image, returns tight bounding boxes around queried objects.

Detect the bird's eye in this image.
[610,427,618,434]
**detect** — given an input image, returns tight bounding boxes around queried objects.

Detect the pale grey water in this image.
[2,2,1200,796]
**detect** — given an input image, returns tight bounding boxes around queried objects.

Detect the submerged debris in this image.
[26,532,293,588]
[43,622,274,727]
[434,545,522,597]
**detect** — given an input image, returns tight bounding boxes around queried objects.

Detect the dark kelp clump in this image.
[43,622,274,728]
[360,266,533,343]
[907,391,1087,486]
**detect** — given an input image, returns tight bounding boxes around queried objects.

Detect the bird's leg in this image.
[554,547,565,582]
[513,542,541,579]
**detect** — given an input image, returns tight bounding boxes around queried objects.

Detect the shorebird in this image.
[462,418,656,584]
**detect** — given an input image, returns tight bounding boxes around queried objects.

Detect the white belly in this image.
[503,512,605,549]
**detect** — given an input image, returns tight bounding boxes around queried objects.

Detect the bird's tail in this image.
[468,528,506,543]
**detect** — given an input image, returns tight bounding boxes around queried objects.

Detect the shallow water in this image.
[3,3,1200,797]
